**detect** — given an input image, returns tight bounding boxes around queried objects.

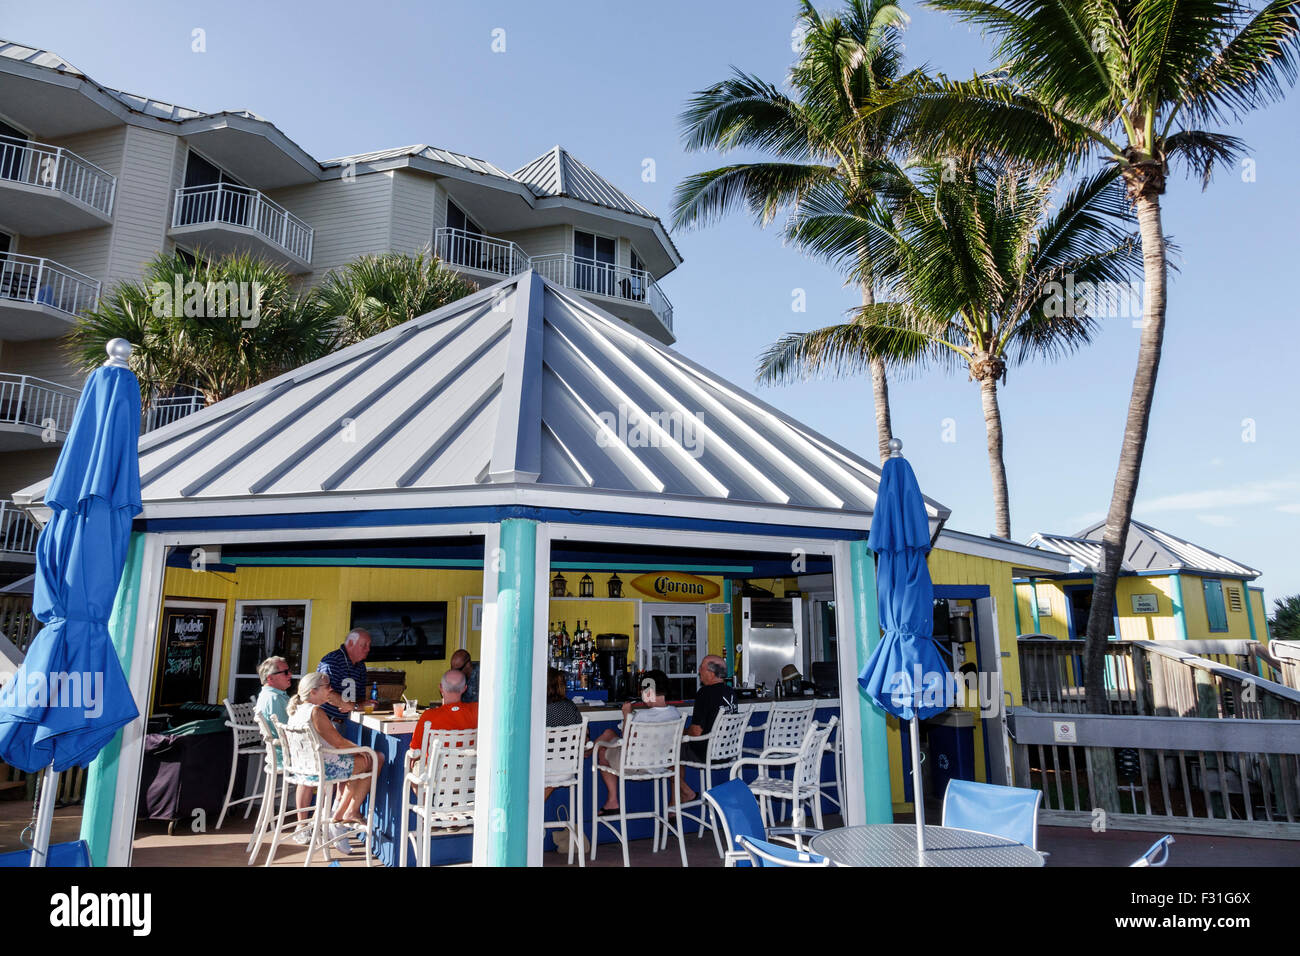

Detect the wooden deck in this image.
[3,799,1296,866]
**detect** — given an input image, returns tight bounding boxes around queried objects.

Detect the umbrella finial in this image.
[888,437,903,458]
[103,339,132,369]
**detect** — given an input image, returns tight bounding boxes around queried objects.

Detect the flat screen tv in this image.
[349,601,447,663]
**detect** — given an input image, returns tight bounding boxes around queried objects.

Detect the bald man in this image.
[684,655,738,761]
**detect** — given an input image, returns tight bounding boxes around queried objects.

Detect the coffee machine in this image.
[595,634,630,699]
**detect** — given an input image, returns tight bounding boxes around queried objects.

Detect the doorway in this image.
[638,603,705,701]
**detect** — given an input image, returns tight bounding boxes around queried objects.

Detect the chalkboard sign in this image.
[153,607,220,710]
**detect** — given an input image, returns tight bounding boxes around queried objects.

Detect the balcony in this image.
[433,227,530,281]
[0,135,116,235]
[0,373,79,451]
[0,502,38,564]
[144,388,205,433]
[0,255,100,340]
[531,254,674,339]
[169,184,313,273]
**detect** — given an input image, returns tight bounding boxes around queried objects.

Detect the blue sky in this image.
[9,0,1299,606]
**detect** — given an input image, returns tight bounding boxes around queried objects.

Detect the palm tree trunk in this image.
[1085,192,1167,715]
[978,376,1011,540]
[862,282,894,462]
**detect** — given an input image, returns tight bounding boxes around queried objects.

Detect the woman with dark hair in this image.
[546,667,582,727]
[591,669,694,813]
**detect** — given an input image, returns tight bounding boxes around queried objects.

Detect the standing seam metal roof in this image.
[131,271,948,526]
[1027,520,1259,578]
[513,146,656,219]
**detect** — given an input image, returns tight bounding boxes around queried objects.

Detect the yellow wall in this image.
[157,566,728,709]
[1250,588,1270,642]
[1021,573,1259,642]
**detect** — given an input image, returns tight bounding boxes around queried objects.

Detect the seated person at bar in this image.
[684,655,738,761]
[287,672,384,846]
[546,667,582,727]
[316,628,371,722]
[256,656,293,738]
[409,668,478,757]
[448,648,480,703]
[592,669,695,813]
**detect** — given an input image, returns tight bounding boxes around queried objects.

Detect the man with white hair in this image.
[316,629,371,723]
[255,656,293,739]
[409,667,478,756]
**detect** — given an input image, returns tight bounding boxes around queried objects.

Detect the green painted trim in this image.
[1030,579,1042,633]
[487,518,537,866]
[1013,583,1023,634]
[851,540,891,824]
[1245,581,1259,642]
[722,579,734,680]
[1169,573,1189,640]
[80,531,146,867]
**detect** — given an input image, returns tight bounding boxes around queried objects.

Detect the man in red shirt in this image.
[409,668,478,755]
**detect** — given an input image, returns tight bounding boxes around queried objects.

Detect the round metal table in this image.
[808,824,1045,867]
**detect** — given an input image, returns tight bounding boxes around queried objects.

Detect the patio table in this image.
[808,824,1044,867]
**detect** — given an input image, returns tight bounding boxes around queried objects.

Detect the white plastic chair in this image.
[677,709,750,856]
[591,712,689,867]
[818,719,846,813]
[742,699,815,821]
[217,697,265,830]
[544,719,589,866]
[400,728,477,867]
[732,716,837,829]
[271,715,379,867]
[245,712,289,864]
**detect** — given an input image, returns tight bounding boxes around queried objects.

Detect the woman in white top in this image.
[286,672,385,829]
[593,669,695,813]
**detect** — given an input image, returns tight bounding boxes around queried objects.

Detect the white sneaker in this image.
[291,826,312,845]
[329,823,355,854]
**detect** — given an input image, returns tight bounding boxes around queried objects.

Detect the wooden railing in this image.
[1017,637,1300,720]
[1267,641,1300,692]
[1009,707,1300,838]
[0,593,40,653]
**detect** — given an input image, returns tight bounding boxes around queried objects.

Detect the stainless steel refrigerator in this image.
[740,597,804,690]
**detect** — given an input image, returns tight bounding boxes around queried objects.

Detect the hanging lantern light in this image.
[551,572,567,598]
[579,573,594,598]
[607,573,623,598]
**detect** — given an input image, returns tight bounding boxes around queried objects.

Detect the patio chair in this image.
[941,779,1042,851]
[818,718,846,814]
[272,716,379,867]
[737,835,832,868]
[591,711,689,867]
[731,716,837,830]
[677,709,750,856]
[741,699,816,820]
[245,712,289,865]
[399,728,477,867]
[1130,834,1174,867]
[217,698,266,830]
[544,718,588,866]
[702,778,821,867]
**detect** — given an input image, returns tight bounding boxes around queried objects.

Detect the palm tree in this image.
[1270,595,1300,642]
[314,248,477,347]
[887,0,1300,709]
[760,161,1143,539]
[673,0,913,462]
[67,250,336,408]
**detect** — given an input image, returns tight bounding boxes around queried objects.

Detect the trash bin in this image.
[924,708,977,800]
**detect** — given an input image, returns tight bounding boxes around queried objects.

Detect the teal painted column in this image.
[1245,584,1259,642]
[1013,583,1023,634]
[850,539,891,823]
[722,579,734,680]
[486,518,537,866]
[1030,579,1042,633]
[1169,573,1189,640]
[81,531,146,866]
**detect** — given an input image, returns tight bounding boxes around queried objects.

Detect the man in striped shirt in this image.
[317,629,371,723]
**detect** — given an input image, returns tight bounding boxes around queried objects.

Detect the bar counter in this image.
[344,696,842,866]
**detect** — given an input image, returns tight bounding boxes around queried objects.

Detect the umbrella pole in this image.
[910,719,926,863]
[29,766,58,868]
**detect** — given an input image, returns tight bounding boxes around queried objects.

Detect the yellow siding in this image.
[1181,575,1254,640]
[1250,588,1270,642]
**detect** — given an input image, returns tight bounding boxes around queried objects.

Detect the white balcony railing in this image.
[172,183,314,263]
[0,373,79,439]
[530,253,673,333]
[0,502,39,556]
[0,254,101,317]
[144,389,205,433]
[0,134,117,217]
[434,227,531,278]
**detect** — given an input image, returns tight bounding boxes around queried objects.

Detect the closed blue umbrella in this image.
[0,340,142,865]
[858,439,949,860]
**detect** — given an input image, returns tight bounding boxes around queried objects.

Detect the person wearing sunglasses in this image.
[256,656,294,739]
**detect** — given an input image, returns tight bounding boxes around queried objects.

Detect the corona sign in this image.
[629,572,721,602]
